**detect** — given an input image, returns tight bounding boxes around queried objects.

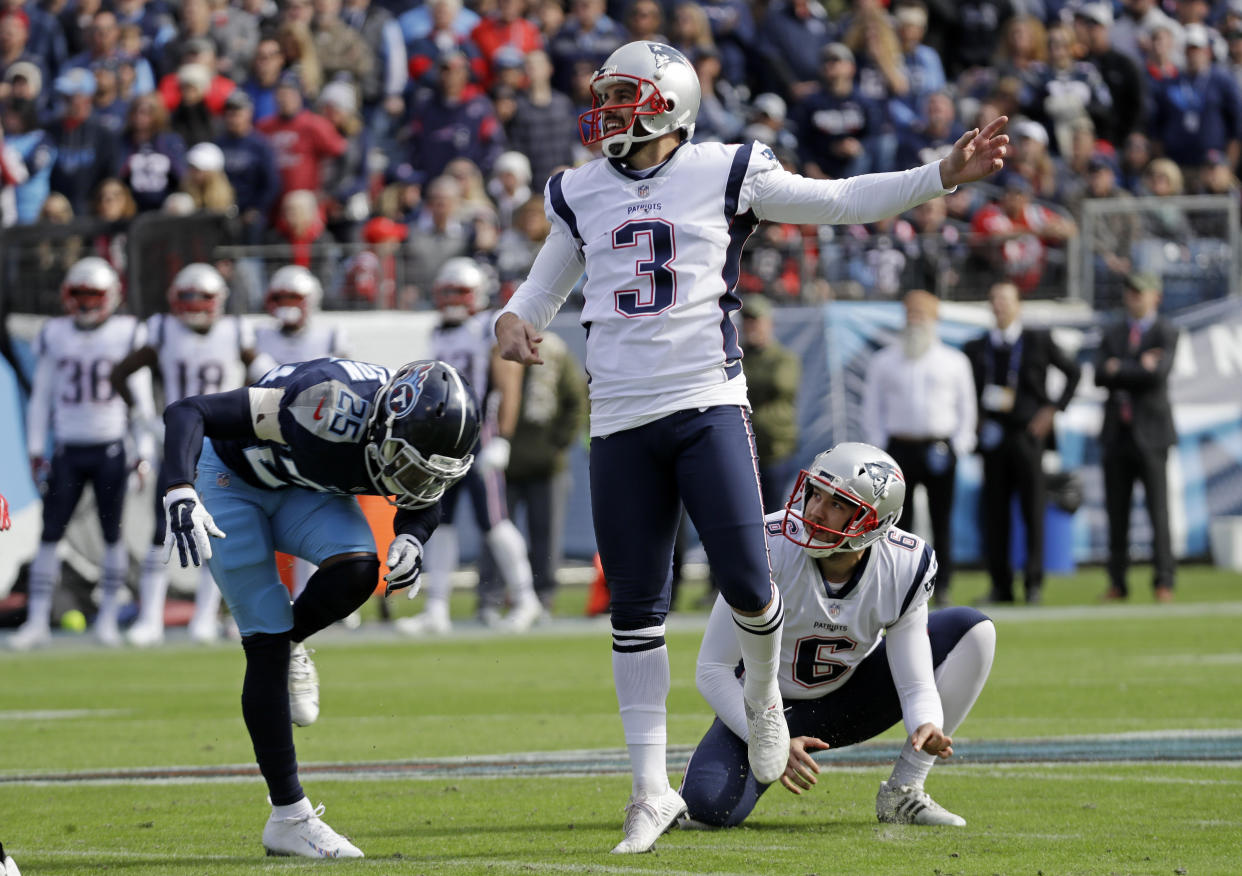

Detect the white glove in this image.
[384,533,424,598]
[475,436,511,474]
[163,486,226,567]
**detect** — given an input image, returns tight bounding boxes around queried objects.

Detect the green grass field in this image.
[1,565,1240,875]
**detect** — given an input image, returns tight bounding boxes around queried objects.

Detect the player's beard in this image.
[902,324,935,358]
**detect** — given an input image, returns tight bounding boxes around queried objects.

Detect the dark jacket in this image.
[1094,316,1178,450]
[964,326,1081,433]
[742,340,801,463]
[506,332,587,481]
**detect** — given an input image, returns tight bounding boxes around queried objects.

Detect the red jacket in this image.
[256,110,347,200]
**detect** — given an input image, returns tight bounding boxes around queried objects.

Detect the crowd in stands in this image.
[2,0,1242,308]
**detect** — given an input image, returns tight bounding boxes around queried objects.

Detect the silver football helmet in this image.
[579,40,700,159]
[432,257,491,324]
[168,263,229,331]
[782,442,906,557]
[61,257,122,327]
[265,265,322,330]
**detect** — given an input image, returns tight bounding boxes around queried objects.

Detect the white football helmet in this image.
[168,263,229,331]
[61,257,122,327]
[265,265,322,330]
[432,257,491,325]
[783,442,906,557]
[579,40,700,159]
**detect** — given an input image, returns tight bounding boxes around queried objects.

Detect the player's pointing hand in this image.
[939,115,1009,189]
[495,312,544,366]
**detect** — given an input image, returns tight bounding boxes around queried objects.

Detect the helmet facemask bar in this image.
[579,73,672,158]
[364,427,473,510]
[782,469,881,557]
[64,287,116,326]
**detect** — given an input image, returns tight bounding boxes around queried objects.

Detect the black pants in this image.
[980,429,1045,599]
[887,437,957,594]
[1102,432,1173,593]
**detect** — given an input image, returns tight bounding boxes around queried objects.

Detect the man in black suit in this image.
[965,282,1082,605]
[1095,272,1178,602]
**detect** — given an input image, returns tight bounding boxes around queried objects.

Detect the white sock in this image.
[888,619,997,789]
[26,541,60,628]
[137,544,168,627]
[612,625,671,798]
[270,796,314,820]
[421,524,458,605]
[732,587,784,706]
[191,566,221,627]
[96,542,129,624]
[486,519,536,604]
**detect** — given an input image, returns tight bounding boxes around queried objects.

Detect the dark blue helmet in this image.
[364,360,480,509]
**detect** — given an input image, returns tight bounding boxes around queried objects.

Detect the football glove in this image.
[384,533,423,598]
[163,486,226,567]
[475,436,510,474]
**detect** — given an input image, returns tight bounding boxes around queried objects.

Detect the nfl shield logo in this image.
[637,184,650,198]
[216,472,230,487]
[828,604,841,620]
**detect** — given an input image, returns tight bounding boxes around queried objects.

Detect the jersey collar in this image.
[605,140,688,183]
[822,547,872,600]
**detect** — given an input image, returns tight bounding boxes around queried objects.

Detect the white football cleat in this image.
[610,788,687,854]
[1,841,21,876]
[126,618,165,648]
[8,622,51,652]
[187,617,220,644]
[744,695,790,785]
[288,642,319,727]
[262,803,363,858]
[498,595,542,632]
[394,606,451,636]
[876,781,966,826]
[94,614,122,648]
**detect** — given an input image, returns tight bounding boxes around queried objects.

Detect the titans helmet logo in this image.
[386,362,435,418]
[863,461,900,501]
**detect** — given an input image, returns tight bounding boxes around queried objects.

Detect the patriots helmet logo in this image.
[385,362,435,418]
[863,461,900,501]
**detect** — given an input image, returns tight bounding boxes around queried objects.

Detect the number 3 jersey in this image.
[503,140,951,436]
[27,315,145,452]
[211,357,392,495]
[145,312,254,404]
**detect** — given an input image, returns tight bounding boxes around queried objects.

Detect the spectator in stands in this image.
[180,139,234,213]
[317,79,370,241]
[242,37,284,121]
[743,91,799,156]
[691,45,744,143]
[899,195,969,296]
[942,0,1015,79]
[842,2,906,114]
[66,9,154,94]
[1030,21,1113,157]
[402,172,473,301]
[406,0,487,88]
[398,0,479,45]
[216,88,279,243]
[669,0,716,63]
[495,193,547,294]
[470,0,541,91]
[157,37,236,116]
[1143,20,1180,84]
[256,67,346,211]
[1111,0,1180,68]
[623,0,666,44]
[48,67,119,214]
[888,3,946,132]
[755,0,837,101]
[1148,23,1242,187]
[88,176,136,270]
[1074,151,1140,292]
[312,0,375,99]
[265,187,337,276]
[970,172,1077,295]
[169,62,216,145]
[504,48,576,191]
[89,61,129,134]
[1134,157,1194,259]
[487,149,530,230]
[1226,25,1242,94]
[113,0,177,77]
[117,90,186,212]
[1006,118,1057,200]
[59,0,97,59]
[0,8,42,94]
[547,0,624,94]
[692,0,753,87]
[7,0,67,80]
[340,0,407,124]
[895,90,964,171]
[0,96,55,223]
[1074,2,1146,148]
[794,42,884,179]
[2,59,41,110]
[1118,130,1152,193]
[404,49,505,180]
[275,15,322,99]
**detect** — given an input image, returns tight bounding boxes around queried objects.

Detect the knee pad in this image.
[290,555,380,641]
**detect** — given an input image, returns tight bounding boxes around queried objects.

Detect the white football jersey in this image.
[432,311,494,413]
[503,141,950,436]
[146,313,253,404]
[28,315,144,449]
[764,512,937,701]
[254,323,348,366]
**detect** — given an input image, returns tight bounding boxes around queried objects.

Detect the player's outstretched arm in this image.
[109,345,158,408]
[938,116,1009,190]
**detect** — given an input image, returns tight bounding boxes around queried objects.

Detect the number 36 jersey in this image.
[211,357,392,495]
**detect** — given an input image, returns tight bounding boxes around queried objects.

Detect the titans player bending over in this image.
[159,357,479,858]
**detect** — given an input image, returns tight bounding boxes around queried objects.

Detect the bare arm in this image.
[109,345,158,408]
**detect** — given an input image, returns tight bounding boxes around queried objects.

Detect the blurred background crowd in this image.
[1,0,1241,316]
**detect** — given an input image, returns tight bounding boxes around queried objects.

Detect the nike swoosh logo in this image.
[313,397,326,420]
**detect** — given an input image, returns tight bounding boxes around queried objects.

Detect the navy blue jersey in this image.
[212,357,391,495]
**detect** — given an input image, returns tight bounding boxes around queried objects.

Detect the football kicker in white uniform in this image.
[111,263,276,646]
[495,39,1008,853]
[397,257,541,635]
[680,443,996,829]
[13,257,156,650]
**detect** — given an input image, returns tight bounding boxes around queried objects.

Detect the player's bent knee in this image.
[290,555,380,641]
